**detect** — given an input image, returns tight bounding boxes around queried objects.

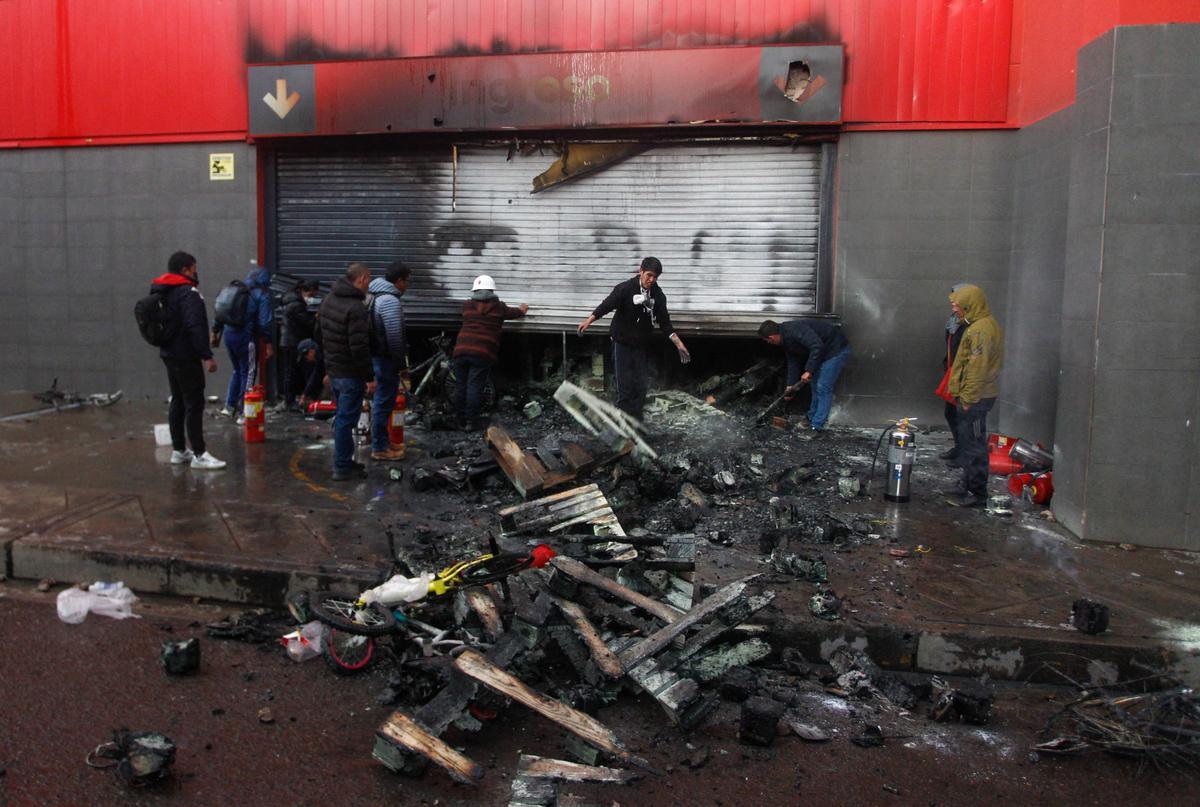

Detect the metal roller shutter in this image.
[275,142,824,335]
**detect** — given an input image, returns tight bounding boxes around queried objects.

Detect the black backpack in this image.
[134,289,179,347]
[213,280,250,328]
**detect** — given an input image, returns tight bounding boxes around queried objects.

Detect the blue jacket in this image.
[227,266,275,343]
[781,319,850,385]
[368,277,407,365]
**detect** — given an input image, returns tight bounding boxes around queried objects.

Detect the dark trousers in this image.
[955,397,995,496]
[330,376,366,471]
[452,355,491,423]
[302,351,325,400]
[280,345,298,405]
[163,357,206,455]
[944,402,960,449]
[612,340,648,420]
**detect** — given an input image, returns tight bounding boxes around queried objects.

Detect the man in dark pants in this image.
[150,251,225,470]
[280,279,319,411]
[368,261,411,459]
[316,263,376,481]
[944,284,1004,508]
[757,318,851,431]
[577,257,691,420]
[452,274,528,430]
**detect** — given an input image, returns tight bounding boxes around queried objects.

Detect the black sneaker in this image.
[332,466,369,481]
[939,448,959,461]
[946,492,986,508]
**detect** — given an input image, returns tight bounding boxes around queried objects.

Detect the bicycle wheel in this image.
[457,554,532,586]
[323,627,376,675]
[308,591,396,636]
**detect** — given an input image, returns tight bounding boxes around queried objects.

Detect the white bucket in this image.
[153,424,172,446]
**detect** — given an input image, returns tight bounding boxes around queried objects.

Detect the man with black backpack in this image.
[212,263,275,422]
[143,251,226,470]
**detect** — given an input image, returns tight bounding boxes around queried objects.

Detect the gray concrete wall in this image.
[1051,25,1200,550]
[0,143,257,399]
[834,131,1015,428]
[1000,108,1071,447]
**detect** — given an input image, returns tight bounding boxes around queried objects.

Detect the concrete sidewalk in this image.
[1,391,1197,686]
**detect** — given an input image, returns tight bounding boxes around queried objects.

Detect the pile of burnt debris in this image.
[272,381,994,804]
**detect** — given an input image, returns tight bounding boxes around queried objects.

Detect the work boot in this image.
[370,447,405,462]
[332,465,369,481]
[939,448,959,461]
[169,449,194,464]
[938,483,969,497]
[190,452,227,470]
[945,491,986,508]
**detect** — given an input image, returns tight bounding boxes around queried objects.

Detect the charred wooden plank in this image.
[487,425,543,498]
[376,712,484,784]
[453,649,654,771]
[464,587,504,640]
[549,556,682,624]
[535,437,567,472]
[550,595,625,680]
[617,575,760,672]
[518,754,641,784]
[560,442,593,471]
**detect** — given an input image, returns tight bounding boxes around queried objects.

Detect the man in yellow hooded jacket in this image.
[945,284,1004,507]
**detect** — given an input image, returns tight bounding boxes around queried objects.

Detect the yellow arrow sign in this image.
[263,79,300,119]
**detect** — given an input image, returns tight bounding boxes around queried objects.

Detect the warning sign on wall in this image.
[209,154,235,181]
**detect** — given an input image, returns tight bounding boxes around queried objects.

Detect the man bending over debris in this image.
[758,319,851,432]
[943,284,1004,508]
[452,274,528,430]
[578,256,691,420]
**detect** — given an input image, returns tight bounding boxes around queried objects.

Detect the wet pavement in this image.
[0,390,1198,686]
[1,583,1197,806]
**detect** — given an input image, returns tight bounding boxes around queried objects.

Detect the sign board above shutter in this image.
[249,45,842,137]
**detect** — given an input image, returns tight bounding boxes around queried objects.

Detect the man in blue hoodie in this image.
[150,251,226,470]
[367,261,411,461]
[216,263,275,421]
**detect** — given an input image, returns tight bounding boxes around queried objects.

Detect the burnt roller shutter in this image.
[275,142,824,334]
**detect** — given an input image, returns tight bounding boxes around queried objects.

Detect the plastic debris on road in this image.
[56,581,139,623]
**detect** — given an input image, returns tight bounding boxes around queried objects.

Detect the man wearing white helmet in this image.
[452,274,529,430]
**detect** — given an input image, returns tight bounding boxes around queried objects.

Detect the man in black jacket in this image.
[150,251,226,470]
[758,318,852,432]
[317,263,376,481]
[577,257,691,420]
[279,279,319,411]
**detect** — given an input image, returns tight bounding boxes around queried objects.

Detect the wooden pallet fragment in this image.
[453,649,655,771]
[487,426,631,500]
[375,712,484,784]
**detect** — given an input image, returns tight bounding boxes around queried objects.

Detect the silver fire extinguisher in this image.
[884,419,917,502]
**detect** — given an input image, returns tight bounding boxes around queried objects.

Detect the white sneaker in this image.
[218,407,234,418]
[170,449,194,464]
[190,452,227,470]
[235,416,246,426]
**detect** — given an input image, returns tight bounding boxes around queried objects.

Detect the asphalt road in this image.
[0,583,1196,806]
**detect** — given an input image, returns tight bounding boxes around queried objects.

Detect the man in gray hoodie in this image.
[368,261,411,461]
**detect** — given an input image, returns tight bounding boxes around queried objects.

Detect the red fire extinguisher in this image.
[388,392,406,454]
[1007,471,1054,505]
[243,385,265,443]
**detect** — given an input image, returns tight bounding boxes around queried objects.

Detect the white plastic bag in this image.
[282,620,325,662]
[360,571,434,608]
[56,581,140,624]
